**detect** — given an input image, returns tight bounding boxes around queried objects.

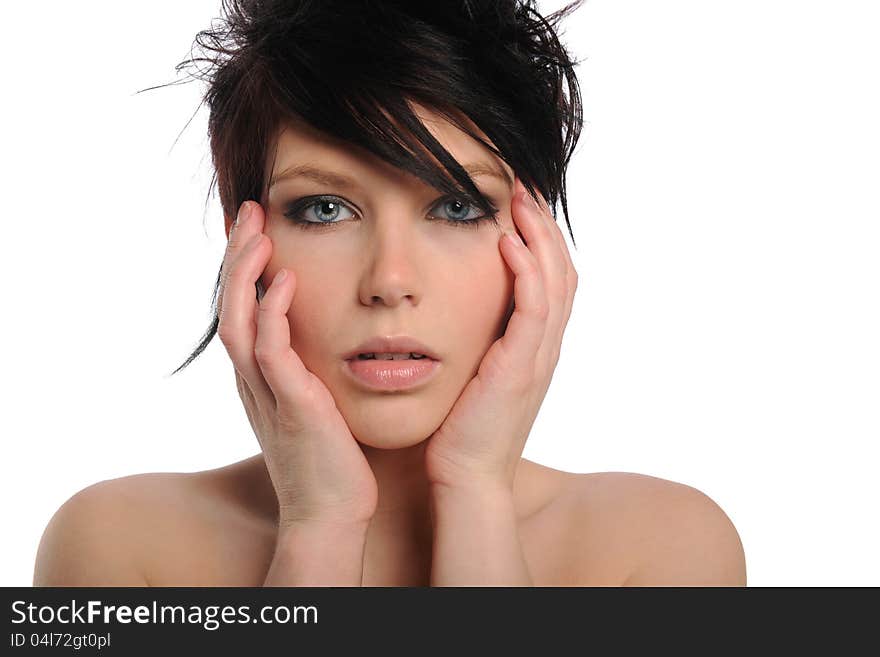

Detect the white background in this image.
[1,1,877,586]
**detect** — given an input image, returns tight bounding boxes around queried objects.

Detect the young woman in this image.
[34,0,746,586]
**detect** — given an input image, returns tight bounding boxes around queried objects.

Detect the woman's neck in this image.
[359,440,435,584]
[360,439,432,524]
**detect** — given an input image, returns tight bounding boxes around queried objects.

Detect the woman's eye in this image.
[283,195,357,228]
[427,197,490,226]
[282,194,497,230]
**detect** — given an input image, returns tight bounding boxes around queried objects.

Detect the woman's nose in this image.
[356,225,424,307]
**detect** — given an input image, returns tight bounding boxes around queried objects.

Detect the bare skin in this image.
[33,105,746,587]
[33,456,746,586]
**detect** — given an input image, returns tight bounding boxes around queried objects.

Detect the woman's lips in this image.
[343,357,441,392]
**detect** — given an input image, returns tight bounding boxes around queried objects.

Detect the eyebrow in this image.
[268,161,513,190]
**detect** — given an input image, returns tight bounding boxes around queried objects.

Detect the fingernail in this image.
[237,202,252,226]
[530,192,542,212]
[273,268,287,285]
[519,187,540,212]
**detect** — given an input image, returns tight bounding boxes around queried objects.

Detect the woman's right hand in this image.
[216,200,378,530]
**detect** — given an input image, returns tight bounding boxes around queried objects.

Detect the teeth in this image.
[357,352,427,360]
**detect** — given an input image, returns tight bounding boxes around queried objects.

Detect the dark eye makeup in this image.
[281,194,500,231]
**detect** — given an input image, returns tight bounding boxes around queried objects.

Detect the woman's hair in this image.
[163,0,585,374]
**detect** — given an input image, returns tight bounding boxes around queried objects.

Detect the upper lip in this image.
[344,336,440,361]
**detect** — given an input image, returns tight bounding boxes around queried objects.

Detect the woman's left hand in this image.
[424,177,578,492]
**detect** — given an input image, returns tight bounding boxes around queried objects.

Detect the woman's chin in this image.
[326,375,456,450]
[353,433,429,450]
[344,410,444,451]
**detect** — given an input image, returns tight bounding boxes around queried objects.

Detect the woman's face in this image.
[257,105,517,449]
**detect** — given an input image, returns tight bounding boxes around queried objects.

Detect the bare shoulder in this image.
[34,474,166,585]
[34,460,275,586]
[559,471,747,586]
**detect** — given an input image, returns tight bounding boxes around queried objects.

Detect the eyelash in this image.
[282,194,499,230]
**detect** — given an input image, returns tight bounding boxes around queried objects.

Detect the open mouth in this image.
[355,352,431,361]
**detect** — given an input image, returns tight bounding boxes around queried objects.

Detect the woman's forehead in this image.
[265,103,513,189]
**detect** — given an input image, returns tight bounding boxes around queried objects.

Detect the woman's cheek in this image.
[458,252,514,343]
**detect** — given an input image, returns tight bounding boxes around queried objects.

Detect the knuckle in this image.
[253,345,274,366]
[227,227,257,254]
[217,321,235,347]
[227,263,251,286]
[226,236,245,254]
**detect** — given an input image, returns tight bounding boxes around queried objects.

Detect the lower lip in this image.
[344,357,440,391]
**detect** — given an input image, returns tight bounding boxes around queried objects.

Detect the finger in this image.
[548,209,577,281]
[497,228,548,375]
[514,178,568,297]
[546,213,578,329]
[534,192,577,335]
[217,203,275,409]
[218,201,263,317]
[510,179,566,362]
[253,266,313,413]
[537,189,577,296]
[221,233,275,409]
[534,215,576,370]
